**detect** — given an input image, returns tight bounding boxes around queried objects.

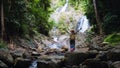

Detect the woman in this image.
[70,30,76,52]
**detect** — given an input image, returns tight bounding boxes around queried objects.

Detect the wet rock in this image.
[14,58,31,68]
[0,48,14,67]
[111,61,120,68]
[82,59,109,68]
[10,48,25,59]
[64,52,88,66]
[107,48,120,61]
[0,60,8,68]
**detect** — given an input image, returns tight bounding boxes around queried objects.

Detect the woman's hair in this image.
[71,30,75,33]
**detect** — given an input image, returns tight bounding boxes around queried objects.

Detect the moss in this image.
[104,33,120,46]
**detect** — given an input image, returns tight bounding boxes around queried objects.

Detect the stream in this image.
[29,60,37,68]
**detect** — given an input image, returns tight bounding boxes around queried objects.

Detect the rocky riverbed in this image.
[0,34,120,68]
[0,45,120,68]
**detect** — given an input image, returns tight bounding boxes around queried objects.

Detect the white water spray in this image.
[29,60,37,68]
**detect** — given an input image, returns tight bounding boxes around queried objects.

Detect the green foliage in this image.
[84,0,120,35]
[103,13,119,34]
[26,0,53,36]
[69,0,89,12]
[0,41,7,49]
[104,33,120,46]
[85,28,95,43]
[55,21,68,34]
[1,0,53,40]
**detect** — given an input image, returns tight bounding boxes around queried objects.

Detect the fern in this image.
[104,33,120,46]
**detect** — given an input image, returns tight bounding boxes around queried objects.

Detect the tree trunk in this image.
[1,0,5,40]
[93,0,103,35]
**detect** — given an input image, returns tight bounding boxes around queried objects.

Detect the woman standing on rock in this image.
[70,30,76,52]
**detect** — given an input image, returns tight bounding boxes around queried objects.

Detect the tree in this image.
[93,0,103,35]
[1,0,5,40]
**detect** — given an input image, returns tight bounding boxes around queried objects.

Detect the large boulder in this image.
[82,59,109,68]
[87,50,98,59]
[64,51,99,67]
[0,48,14,67]
[14,58,31,68]
[0,60,8,68]
[37,55,65,68]
[107,48,120,61]
[64,52,88,66]
[111,61,120,68]
[96,51,108,61]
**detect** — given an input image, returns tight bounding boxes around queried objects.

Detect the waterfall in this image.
[51,0,69,23]
[75,15,90,47]
[59,0,68,12]
[75,15,90,33]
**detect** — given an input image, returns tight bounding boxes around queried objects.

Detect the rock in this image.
[63,50,99,67]
[87,50,98,58]
[42,39,52,46]
[31,51,41,56]
[102,45,112,51]
[111,61,120,68]
[64,52,88,66]
[72,65,79,68]
[114,45,120,49]
[37,55,65,68]
[82,59,109,68]
[37,60,52,68]
[37,46,43,52]
[107,48,120,61]
[96,51,108,61]
[89,44,103,51]
[23,51,31,59]
[14,58,31,68]
[37,59,64,68]
[0,48,14,67]
[10,48,25,59]
[79,64,88,68]
[0,60,8,68]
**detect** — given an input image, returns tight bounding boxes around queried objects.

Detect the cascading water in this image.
[59,0,68,12]
[75,15,90,47]
[51,0,69,23]
[29,60,37,68]
[75,15,90,33]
